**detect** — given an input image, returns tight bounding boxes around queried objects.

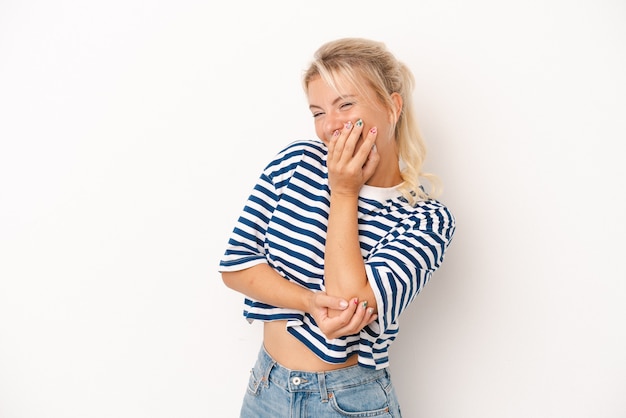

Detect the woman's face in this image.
[306,74,396,148]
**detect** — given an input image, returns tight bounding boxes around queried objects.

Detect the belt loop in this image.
[262,355,276,389]
[317,372,328,402]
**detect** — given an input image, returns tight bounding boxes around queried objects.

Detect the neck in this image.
[366,158,403,188]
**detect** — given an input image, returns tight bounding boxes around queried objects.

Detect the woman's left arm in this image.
[324,121,380,314]
[324,192,377,312]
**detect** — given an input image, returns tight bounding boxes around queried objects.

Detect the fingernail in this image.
[367,307,375,315]
[333,129,340,137]
[353,298,359,305]
[339,300,348,308]
[369,127,377,134]
[361,301,368,309]
[355,119,363,127]
[345,121,352,130]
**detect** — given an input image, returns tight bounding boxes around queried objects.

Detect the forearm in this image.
[222,263,313,312]
[325,193,377,310]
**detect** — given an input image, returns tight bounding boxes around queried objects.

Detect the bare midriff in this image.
[263,320,358,372]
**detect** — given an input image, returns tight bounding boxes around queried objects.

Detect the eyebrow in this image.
[308,95,356,111]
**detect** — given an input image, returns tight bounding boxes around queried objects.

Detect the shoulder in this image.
[414,198,452,215]
[272,139,326,162]
[407,198,456,237]
[264,139,327,177]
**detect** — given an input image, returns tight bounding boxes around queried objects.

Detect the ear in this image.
[388,92,403,123]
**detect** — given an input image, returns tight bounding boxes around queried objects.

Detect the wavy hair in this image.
[303,38,440,204]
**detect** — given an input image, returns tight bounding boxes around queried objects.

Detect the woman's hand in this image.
[327,119,379,196]
[308,292,377,340]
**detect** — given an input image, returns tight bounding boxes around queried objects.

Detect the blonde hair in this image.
[303,38,440,204]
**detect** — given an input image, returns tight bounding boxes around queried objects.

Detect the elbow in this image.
[222,270,252,293]
[221,271,237,290]
[222,265,264,294]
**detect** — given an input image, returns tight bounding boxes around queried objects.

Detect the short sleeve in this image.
[364,202,455,335]
[218,171,279,272]
[218,140,319,272]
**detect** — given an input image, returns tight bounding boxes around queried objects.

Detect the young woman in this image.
[219,37,455,417]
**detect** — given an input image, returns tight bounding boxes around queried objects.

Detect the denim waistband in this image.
[255,345,389,401]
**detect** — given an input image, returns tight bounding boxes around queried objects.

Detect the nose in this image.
[323,111,344,139]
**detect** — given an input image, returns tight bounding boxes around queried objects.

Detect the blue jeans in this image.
[239,346,402,417]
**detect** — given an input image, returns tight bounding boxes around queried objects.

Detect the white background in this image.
[1,1,625,417]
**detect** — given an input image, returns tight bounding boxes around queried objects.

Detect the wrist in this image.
[301,290,316,314]
[330,190,360,200]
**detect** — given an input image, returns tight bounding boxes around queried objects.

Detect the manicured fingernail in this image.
[333,129,340,137]
[339,300,348,308]
[368,308,375,315]
[345,121,352,129]
[355,119,363,127]
[369,127,377,134]
[361,301,368,309]
[353,298,359,305]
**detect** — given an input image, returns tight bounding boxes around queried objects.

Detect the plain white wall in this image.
[1,1,624,417]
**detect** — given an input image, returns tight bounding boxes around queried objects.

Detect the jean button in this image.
[291,376,302,385]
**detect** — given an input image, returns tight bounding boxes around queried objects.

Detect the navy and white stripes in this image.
[219,139,455,369]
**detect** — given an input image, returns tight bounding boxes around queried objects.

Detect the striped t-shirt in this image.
[219,139,455,369]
